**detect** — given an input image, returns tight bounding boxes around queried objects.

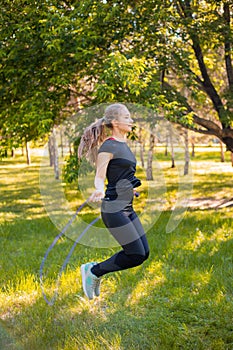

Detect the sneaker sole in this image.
[81,264,93,300]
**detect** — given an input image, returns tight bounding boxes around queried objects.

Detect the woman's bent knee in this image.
[144,250,150,261]
[128,251,149,267]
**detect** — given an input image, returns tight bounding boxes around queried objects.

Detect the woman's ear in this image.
[111,119,118,127]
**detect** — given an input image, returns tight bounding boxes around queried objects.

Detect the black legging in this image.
[91,198,149,278]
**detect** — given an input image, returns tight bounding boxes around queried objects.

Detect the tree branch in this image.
[175,1,227,127]
[192,114,222,135]
[162,81,220,130]
[171,52,205,90]
[223,3,233,88]
[171,120,217,135]
[161,80,233,151]
[191,36,224,116]
[174,0,187,18]
[68,86,93,102]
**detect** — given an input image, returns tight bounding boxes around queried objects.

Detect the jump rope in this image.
[40,192,139,306]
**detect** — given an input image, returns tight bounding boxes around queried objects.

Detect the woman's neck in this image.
[111,131,127,142]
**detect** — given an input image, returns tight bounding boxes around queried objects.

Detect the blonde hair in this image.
[78,103,127,162]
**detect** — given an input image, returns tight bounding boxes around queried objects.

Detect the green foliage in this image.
[63,152,94,185]
[1,0,87,146]
[1,0,233,151]
[62,135,94,186]
[93,51,160,102]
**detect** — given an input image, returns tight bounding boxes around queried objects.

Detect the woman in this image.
[78,103,149,300]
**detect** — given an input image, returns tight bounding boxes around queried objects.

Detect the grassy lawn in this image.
[0,148,233,350]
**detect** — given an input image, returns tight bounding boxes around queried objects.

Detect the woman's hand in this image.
[89,189,105,202]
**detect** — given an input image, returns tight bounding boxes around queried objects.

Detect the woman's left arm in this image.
[89,152,113,202]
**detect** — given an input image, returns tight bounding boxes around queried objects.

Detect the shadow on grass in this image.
[0,322,23,350]
[0,162,45,221]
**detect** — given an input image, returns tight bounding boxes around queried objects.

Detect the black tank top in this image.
[98,138,141,199]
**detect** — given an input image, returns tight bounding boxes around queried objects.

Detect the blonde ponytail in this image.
[78,117,106,163]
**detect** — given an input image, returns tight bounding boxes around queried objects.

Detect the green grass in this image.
[0,149,233,350]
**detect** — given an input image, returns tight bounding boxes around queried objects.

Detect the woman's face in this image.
[112,107,134,133]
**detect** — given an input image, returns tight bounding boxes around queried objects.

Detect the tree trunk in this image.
[60,126,64,158]
[169,126,175,168]
[220,141,225,162]
[48,135,54,167]
[184,129,190,175]
[190,136,195,157]
[26,141,31,165]
[146,132,155,180]
[165,132,168,156]
[69,142,73,156]
[52,127,59,180]
[138,127,145,168]
[11,148,15,158]
[48,128,59,178]
[140,142,145,168]
[191,143,195,157]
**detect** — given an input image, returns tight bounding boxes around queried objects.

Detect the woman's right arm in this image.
[89,152,113,202]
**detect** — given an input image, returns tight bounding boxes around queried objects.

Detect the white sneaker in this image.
[94,275,101,297]
[81,262,101,300]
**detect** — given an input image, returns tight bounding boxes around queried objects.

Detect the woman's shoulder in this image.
[103,137,118,143]
[98,138,117,153]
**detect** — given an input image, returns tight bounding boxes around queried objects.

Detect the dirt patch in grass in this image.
[188,197,233,209]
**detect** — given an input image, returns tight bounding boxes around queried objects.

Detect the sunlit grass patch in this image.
[61,331,122,350]
[0,272,40,321]
[126,261,166,305]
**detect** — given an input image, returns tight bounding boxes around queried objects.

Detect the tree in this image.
[0,0,95,151]
[159,1,233,152]
[1,0,233,156]
[79,0,233,152]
